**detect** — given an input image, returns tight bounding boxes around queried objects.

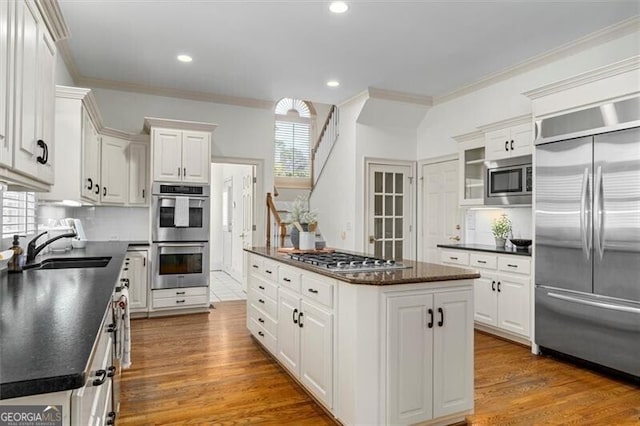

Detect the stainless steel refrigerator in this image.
[534,96,640,377]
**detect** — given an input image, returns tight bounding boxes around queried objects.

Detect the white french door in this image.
[222,178,233,274]
[240,168,254,250]
[366,162,414,260]
[420,159,461,263]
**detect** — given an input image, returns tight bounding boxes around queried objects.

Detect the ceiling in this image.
[58,1,639,107]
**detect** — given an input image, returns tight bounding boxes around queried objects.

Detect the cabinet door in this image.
[127,251,148,311]
[82,110,100,202]
[13,0,41,179]
[299,300,333,408]
[497,274,530,337]
[459,141,485,205]
[181,131,210,183]
[0,0,12,167]
[100,135,128,204]
[276,288,301,376]
[152,128,182,182]
[387,293,433,425]
[128,142,148,205]
[485,128,511,161]
[474,273,498,326]
[35,27,55,183]
[433,290,473,418]
[509,123,532,158]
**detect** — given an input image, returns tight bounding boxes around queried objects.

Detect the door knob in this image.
[448,235,460,242]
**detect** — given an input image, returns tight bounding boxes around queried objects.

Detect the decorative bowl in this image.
[509,239,532,249]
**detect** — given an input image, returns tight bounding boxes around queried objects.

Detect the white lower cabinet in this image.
[152,287,208,309]
[387,289,473,425]
[120,249,148,313]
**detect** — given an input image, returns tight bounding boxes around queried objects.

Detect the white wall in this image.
[55,55,74,86]
[464,207,532,247]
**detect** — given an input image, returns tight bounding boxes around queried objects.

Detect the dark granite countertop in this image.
[0,241,128,399]
[245,247,479,285]
[437,243,532,257]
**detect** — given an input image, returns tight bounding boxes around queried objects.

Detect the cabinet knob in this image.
[491,280,496,291]
[497,282,501,292]
[510,140,514,150]
[87,178,93,190]
[427,308,434,328]
[437,307,444,327]
[505,141,509,151]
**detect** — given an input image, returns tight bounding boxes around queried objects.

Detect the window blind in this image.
[2,192,37,239]
[274,120,311,178]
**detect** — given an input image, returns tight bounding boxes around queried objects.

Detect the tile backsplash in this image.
[464,207,532,247]
[38,205,150,241]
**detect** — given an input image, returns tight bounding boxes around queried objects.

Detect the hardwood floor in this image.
[119,301,640,425]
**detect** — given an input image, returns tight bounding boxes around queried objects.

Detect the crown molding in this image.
[35,0,70,41]
[452,130,485,143]
[477,114,531,133]
[338,89,370,109]
[100,127,148,142]
[367,87,433,107]
[523,55,640,100]
[143,117,218,134]
[55,85,90,99]
[75,76,274,110]
[434,16,640,105]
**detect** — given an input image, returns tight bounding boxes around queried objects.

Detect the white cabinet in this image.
[121,249,148,313]
[128,142,148,205]
[454,131,485,206]
[82,108,101,202]
[152,128,210,183]
[100,135,129,204]
[0,0,11,167]
[12,0,56,184]
[485,122,532,161]
[152,286,209,310]
[386,289,473,424]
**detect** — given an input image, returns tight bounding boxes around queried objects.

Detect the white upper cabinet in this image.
[82,108,101,203]
[152,128,211,183]
[454,131,485,206]
[100,135,128,204]
[484,120,533,161]
[0,0,12,167]
[128,142,148,205]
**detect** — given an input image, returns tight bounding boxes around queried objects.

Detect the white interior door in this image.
[366,162,414,260]
[421,159,461,263]
[222,178,233,274]
[241,168,254,250]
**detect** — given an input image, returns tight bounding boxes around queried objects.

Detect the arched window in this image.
[274,98,314,188]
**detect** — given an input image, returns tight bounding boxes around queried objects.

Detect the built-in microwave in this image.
[485,155,532,205]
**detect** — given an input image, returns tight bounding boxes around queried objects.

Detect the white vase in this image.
[495,237,506,248]
[299,231,315,251]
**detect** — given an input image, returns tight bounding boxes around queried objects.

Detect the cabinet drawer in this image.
[249,276,278,301]
[153,294,209,308]
[153,287,208,299]
[261,259,278,281]
[470,253,497,270]
[278,264,301,293]
[248,303,277,336]
[249,288,278,319]
[301,273,335,309]
[441,250,469,266]
[248,255,263,275]
[248,317,277,354]
[498,256,531,275]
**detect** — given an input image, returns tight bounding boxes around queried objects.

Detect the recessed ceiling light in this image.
[177,54,193,63]
[329,1,348,14]
[327,80,340,87]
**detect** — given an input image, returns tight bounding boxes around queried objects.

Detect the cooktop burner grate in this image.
[287,251,410,273]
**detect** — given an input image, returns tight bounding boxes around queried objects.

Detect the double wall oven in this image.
[151,183,210,290]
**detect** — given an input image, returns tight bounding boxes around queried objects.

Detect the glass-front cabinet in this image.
[454,131,486,206]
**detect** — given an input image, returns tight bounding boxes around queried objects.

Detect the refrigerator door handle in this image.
[579,167,590,260]
[548,292,640,314]
[594,166,605,260]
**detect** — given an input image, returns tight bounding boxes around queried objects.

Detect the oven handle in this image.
[156,242,207,248]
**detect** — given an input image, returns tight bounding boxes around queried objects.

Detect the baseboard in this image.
[474,323,531,348]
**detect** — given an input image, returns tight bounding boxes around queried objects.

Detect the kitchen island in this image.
[244,247,480,426]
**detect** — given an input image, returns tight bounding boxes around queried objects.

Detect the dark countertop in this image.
[246,247,480,285]
[0,241,128,399]
[437,243,532,257]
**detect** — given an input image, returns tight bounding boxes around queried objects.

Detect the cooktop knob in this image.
[386,259,396,266]
[374,260,384,266]
[350,261,360,267]
[362,260,371,266]
[337,261,347,268]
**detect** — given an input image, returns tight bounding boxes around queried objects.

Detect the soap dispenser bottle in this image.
[8,235,25,273]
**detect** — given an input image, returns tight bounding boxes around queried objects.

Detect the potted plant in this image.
[288,196,318,249]
[491,214,512,248]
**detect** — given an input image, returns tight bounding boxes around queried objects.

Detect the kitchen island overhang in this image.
[244,247,479,426]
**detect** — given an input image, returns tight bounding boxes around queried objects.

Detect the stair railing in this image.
[311,105,338,188]
[266,192,287,248]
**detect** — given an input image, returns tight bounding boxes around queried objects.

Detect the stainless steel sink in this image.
[25,256,111,270]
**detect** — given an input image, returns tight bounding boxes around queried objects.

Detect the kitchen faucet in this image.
[26,231,77,263]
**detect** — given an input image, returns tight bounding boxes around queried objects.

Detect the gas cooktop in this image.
[287,251,410,273]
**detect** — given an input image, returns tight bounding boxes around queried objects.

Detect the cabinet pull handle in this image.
[258,331,264,337]
[510,140,514,150]
[92,369,108,386]
[258,285,265,290]
[293,308,298,324]
[507,264,518,268]
[123,268,128,271]
[143,257,146,267]
[450,256,458,260]
[107,323,117,333]
[437,307,444,327]
[497,282,501,292]
[491,280,496,291]
[265,270,272,274]
[37,140,47,164]
[252,264,259,269]
[258,317,264,323]
[176,299,186,303]
[477,260,487,264]
[106,411,116,426]
[95,184,100,195]
[107,365,117,377]
[298,311,304,328]
[258,298,265,304]
[142,189,145,199]
[184,167,186,177]
[308,288,319,294]
[427,308,434,328]
[178,167,181,177]
[103,187,107,197]
[87,178,93,190]
[505,140,509,151]
[283,277,291,282]
[176,291,186,295]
